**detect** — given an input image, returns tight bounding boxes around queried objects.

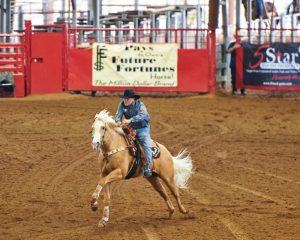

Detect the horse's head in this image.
[91,117,106,150]
[91,110,116,151]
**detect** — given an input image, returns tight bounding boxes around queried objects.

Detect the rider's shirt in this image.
[115,100,150,129]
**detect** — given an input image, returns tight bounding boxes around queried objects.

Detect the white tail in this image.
[172,150,193,189]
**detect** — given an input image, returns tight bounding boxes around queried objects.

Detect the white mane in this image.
[93,109,125,135]
[94,109,116,124]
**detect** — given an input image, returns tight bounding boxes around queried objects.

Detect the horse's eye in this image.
[101,126,105,130]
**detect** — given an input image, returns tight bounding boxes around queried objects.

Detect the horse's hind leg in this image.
[147,176,175,219]
[161,176,188,214]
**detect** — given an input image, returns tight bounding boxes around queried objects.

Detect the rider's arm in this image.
[130,102,150,128]
[114,102,124,124]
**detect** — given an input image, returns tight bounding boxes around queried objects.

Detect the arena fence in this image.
[238,13,300,44]
[234,13,300,91]
[5,21,215,96]
[0,20,217,97]
[67,26,216,94]
[0,33,25,97]
[69,27,209,49]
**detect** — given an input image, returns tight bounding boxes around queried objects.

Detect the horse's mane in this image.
[94,110,125,136]
[94,109,116,124]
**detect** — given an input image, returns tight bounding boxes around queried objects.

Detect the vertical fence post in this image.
[62,23,68,91]
[180,6,187,49]
[209,30,216,92]
[246,0,253,43]
[166,10,172,43]
[24,20,32,96]
[196,4,202,49]
[280,15,286,42]
[259,19,264,44]
[291,14,300,43]
[115,21,123,43]
[150,13,156,43]
[270,16,279,43]
[134,17,140,43]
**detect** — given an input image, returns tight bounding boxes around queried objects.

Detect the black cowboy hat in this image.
[120,89,140,99]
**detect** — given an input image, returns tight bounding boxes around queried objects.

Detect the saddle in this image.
[122,126,160,179]
[122,126,160,164]
[122,126,138,157]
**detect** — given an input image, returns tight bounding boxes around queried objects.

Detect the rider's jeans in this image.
[136,126,152,173]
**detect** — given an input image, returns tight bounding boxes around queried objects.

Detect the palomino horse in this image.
[90,110,193,227]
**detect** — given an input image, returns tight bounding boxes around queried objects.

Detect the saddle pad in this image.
[151,146,160,158]
[125,145,160,179]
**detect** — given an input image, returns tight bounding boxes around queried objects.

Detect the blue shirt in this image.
[115,100,150,129]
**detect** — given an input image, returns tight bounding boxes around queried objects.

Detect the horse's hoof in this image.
[182,209,189,214]
[91,205,98,212]
[168,208,175,219]
[97,219,108,228]
[179,207,189,214]
[91,199,98,211]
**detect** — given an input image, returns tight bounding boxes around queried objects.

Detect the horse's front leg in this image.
[98,182,112,227]
[91,153,105,211]
[91,183,102,211]
[91,168,123,213]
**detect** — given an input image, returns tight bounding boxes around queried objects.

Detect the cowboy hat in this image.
[120,89,140,99]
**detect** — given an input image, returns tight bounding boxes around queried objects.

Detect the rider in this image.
[115,89,152,178]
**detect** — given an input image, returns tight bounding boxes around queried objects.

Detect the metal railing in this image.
[0,33,25,74]
[69,27,210,49]
[239,13,300,44]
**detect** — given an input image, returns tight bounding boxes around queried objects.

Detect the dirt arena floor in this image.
[0,91,299,240]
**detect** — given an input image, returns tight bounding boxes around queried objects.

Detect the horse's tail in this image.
[172,150,193,189]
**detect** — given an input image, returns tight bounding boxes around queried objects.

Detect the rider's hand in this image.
[122,119,131,125]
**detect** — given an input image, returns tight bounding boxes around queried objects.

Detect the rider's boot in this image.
[143,166,152,178]
[143,155,152,178]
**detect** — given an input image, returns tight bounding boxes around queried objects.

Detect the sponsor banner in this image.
[240,43,300,89]
[92,43,178,87]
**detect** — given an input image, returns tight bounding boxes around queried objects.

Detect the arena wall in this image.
[67,48,211,93]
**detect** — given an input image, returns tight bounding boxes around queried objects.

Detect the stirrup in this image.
[143,171,152,178]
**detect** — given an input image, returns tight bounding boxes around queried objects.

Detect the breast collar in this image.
[102,146,128,159]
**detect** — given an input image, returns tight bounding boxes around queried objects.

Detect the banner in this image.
[239,43,300,90]
[92,43,178,87]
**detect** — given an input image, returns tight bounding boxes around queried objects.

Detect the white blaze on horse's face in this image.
[92,118,106,150]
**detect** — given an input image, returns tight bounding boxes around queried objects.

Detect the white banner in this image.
[92,43,178,87]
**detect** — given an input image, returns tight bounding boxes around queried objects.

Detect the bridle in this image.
[91,119,107,150]
[92,120,128,159]
[99,125,106,146]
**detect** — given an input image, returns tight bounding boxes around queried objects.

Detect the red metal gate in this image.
[25,21,67,95]
[0,33,25,97]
